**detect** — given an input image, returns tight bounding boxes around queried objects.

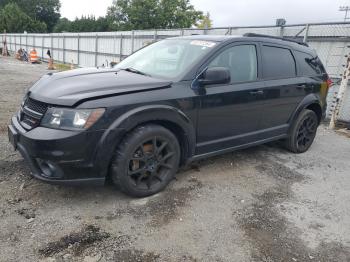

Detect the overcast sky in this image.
[61,0,350,26]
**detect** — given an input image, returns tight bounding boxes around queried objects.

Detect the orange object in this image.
[30,49,38,63]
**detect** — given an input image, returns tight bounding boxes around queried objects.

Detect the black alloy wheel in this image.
[111,124,180,197]
[296,114,318,151]
[127,136,177,190]
[284,109,318,153]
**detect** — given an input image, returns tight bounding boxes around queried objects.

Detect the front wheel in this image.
[284,109,318,153]
[110,124,180,197]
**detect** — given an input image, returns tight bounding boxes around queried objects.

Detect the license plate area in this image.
[8,125,18,150]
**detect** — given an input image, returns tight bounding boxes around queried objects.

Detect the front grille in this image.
[19,98,49,130]
[24,98,48,115]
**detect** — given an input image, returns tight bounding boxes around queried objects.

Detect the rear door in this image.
[259,44,307,138]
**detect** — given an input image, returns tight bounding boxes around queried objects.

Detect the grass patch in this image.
[54,63,73,71]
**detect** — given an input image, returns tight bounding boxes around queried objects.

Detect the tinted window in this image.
[209,45,257,82]
[262,45,296,79]
[295,51,324,76]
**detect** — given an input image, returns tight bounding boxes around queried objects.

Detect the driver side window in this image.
[209,45,258,83]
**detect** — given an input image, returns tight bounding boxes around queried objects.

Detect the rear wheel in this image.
[284,109,318,153]
[110,124,180,197]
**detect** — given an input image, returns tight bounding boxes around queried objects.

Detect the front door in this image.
[196,43,265,155]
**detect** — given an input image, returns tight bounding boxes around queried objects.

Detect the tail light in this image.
[326,78,333,88]
[323,73,333,88]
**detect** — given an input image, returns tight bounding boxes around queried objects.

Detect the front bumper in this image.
[8,116,106,186]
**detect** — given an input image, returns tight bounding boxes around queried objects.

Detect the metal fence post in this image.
[63,35,66,64]
[119,34,123,61]
[131,30,135,53]
[95,34,98,67]
[113,33,117,61]
[303,24,310,43]
[154,30,157,41]
[51,34,53,60]
[41,36,44,59]
[280,26,284,37]
[25,34,28,51]
[77,34,80,66]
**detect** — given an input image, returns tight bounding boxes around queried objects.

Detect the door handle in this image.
[249,90,264,95]
[297,84,306,89]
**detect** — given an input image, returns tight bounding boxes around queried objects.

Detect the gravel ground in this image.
[1,56,350,262]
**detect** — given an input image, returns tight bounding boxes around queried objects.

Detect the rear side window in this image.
[262,45,296,79]
[295,51,324,76]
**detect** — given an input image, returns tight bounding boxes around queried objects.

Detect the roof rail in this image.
[243,33,309,47]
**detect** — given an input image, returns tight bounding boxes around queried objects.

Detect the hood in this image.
[28,67,172,106]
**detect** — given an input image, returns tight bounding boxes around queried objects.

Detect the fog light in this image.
[36,159,63,178]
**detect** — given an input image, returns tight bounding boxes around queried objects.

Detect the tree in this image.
[70,16,110,32]
[53,17,71,32]
[197,12,212,29]
[0,0,60,32]
[107,0,203,30]
[54,16,111,33]
[0,3,47,33]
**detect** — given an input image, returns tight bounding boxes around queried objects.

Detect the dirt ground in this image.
[1,56,350,262]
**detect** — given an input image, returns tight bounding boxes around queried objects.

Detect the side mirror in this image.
[198,67,230,87]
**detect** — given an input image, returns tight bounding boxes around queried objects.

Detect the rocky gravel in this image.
[1,56,350,262]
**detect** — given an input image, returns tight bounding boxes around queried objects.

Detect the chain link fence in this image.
[1,22,350,125]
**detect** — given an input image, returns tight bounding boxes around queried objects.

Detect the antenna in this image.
[339,6,350,21]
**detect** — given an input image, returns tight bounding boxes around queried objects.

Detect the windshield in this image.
[115,39,218,80]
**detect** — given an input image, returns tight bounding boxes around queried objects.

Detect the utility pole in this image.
[329,54,350,129]
[339,6,350,21]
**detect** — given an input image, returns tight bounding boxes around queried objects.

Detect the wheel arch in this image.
[95,105,196,178]
[288,94,323,133]
[305,103,322,124]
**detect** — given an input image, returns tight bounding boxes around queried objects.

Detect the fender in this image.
[288,93,322,133]
[94,105,196,177]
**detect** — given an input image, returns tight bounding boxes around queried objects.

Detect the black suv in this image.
[8,34,330,197]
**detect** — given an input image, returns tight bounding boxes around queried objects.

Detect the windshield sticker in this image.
[190,40,216,48]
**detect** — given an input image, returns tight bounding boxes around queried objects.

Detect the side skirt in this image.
[189,134,287,162]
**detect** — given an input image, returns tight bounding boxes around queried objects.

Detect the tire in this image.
[284,109,318,153]
[110,124,181,197]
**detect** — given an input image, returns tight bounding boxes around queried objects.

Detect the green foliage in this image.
[53,17,71,32]
[71,16,110,32]
[107,0,203,30]
[197,12,212,29]
[0,0,60,32]
[54,16,110,33]
[1,0,206,33]
[54,0,204,33]
[0,3,47,33]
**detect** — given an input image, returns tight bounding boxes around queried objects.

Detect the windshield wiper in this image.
[120,67,151,77]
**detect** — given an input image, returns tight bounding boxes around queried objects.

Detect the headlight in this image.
[41,108,105,130]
